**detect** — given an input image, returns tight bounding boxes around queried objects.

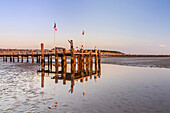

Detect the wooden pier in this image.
[0,43,101,78]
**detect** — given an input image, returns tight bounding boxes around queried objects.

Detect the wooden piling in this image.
[10,53,12,62]
[90,50,93,78]
[41,43,45,68]
[95,49,97,73]
[62,49,66,73]
[13,52,15,62]
[55,48,58,75]
[17,52,19,62]
[5,56,7,62]
[27,51,29,62]
[98,50,101,73]
[48,53,50,71]
[86,50,89,75]
[81,49,84,77]
[50,55,52,71]
[71,48,75,78]
[32,50,34,63]
[77,55,80,74]
[3,55,5,61]
[36,52,39,63]
[21,52,23,63]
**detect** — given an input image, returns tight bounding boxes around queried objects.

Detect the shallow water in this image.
[0,61,170,113]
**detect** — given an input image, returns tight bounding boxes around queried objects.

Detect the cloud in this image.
[160,44,166,47]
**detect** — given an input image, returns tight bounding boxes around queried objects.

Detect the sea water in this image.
[0,60,170,113]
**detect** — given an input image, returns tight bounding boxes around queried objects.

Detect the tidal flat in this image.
[0,57,170,113]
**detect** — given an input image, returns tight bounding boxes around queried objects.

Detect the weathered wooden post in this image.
[5,55,7,62]
[36,52,38,63]
[17,52,19,62]
[3,54,5,61]
[41,43,45,69]
[81,49,84,77]
[95,49,97,73]
[77,55,80,74]
[74,55,76,74]
[50,54,53,71]
[98,50,101,74]
[89,50,93,78]
[48,53,50,71]
[62,49,66,85]
[21,52,23,63]
[71,48,75,78]
[86,50,89,75]
[55,48,58,74]
[10,52,12,62]
[13,52,15,62]
[32,50,34,63]
[62,49,66,73]
[26,51,29,62]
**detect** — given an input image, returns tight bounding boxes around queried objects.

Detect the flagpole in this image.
[54,29,56,48]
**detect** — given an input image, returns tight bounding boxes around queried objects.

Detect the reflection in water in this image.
[40,68,101,106]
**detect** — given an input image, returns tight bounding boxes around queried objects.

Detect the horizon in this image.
[0,0,170,54]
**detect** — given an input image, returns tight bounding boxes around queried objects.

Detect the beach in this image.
[0,57,170,112]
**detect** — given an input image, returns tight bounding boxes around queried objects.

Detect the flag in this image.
[54,22,57,31]
[82,30,85,35]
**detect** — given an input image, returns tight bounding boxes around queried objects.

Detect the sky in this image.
[0,0,170,54]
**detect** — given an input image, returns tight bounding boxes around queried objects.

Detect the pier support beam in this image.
[55,48,58,75]
[21,52,23,63]
[41,43,45,69]
[90,50,93,78]
[32,50,34,64]
[71,48,75,78]
[86,50,89,75]
[27,51,29,63]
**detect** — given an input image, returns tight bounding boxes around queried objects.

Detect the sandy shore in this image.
[101,57,170,68]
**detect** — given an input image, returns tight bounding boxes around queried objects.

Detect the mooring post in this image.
[90,50,93,78]
[81,49,84,77]
[71,48,75,78]
[41,43,45,69]
[55,48,58,75]
[85,50,89,75]
[95,49,97,73]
